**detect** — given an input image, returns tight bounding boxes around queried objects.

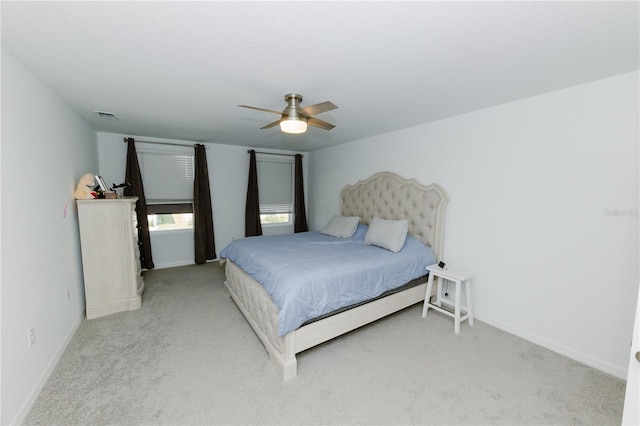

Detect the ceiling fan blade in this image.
[307,116,335,131]
[239,105,282,115]
[301,101,337,116]
[260,119,282,129]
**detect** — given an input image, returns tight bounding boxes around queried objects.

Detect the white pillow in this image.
[364,217,409,253]
[320,215,360,238]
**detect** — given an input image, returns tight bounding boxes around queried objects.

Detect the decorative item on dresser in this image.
[76,197,144,319]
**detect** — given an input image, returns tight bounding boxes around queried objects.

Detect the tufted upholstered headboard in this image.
[341,172,449,261]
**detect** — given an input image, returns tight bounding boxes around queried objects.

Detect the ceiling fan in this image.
[239,93,337,134]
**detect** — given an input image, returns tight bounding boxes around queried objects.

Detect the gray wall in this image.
[1,48,99,424]
[308,71,640,379]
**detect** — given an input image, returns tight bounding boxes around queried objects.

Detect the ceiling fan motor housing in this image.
[283,93,306,121]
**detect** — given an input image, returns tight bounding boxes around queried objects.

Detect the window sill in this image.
[149,228,194,235]
[261,223,293,228]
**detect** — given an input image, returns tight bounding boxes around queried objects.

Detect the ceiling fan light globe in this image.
[280,118,308,134]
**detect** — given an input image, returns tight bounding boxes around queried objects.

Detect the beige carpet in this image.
[24,262,625,425]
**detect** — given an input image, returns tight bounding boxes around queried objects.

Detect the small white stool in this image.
[421,264,474,334]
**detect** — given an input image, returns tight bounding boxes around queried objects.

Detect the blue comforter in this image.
[220,224,436,336]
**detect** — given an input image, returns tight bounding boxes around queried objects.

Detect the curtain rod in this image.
[123,137,206,149]
[248,150,302,158]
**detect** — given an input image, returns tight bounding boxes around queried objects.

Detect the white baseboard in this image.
[149,260,194,270]
[150,258,219,270]
[11,312,84,425]
[475,313,628,380]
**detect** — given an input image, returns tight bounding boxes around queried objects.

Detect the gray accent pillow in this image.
[320,215,360,238]
[364,217,409,253]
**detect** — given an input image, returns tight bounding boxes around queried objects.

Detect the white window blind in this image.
[137,145,194,204]
[257,156,293,215]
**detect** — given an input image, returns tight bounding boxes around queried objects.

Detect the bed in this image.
[221,171,449,380]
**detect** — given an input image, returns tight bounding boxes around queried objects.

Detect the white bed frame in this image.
[223,172,449,380]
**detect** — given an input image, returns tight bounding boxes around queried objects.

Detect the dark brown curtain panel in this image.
[245,150,263,237]
[193,144,216,264]
[123,138,154,270]
[294,154,309,233]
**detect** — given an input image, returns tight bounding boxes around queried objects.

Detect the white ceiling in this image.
[2,1,638,152]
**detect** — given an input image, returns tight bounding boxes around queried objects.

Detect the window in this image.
[146,203,193,232]
[257,155,294,226]
[137,144,194,231]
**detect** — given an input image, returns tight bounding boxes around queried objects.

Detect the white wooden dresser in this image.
[76,197,144,319]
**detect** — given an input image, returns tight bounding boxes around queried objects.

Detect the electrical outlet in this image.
[28,327,36,346]
[66,288,71,301]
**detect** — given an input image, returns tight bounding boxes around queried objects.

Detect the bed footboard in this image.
[224,259,432,381]
[223,260,298,380]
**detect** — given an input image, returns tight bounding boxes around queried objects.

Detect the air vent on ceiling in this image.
[94,110,118,120]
